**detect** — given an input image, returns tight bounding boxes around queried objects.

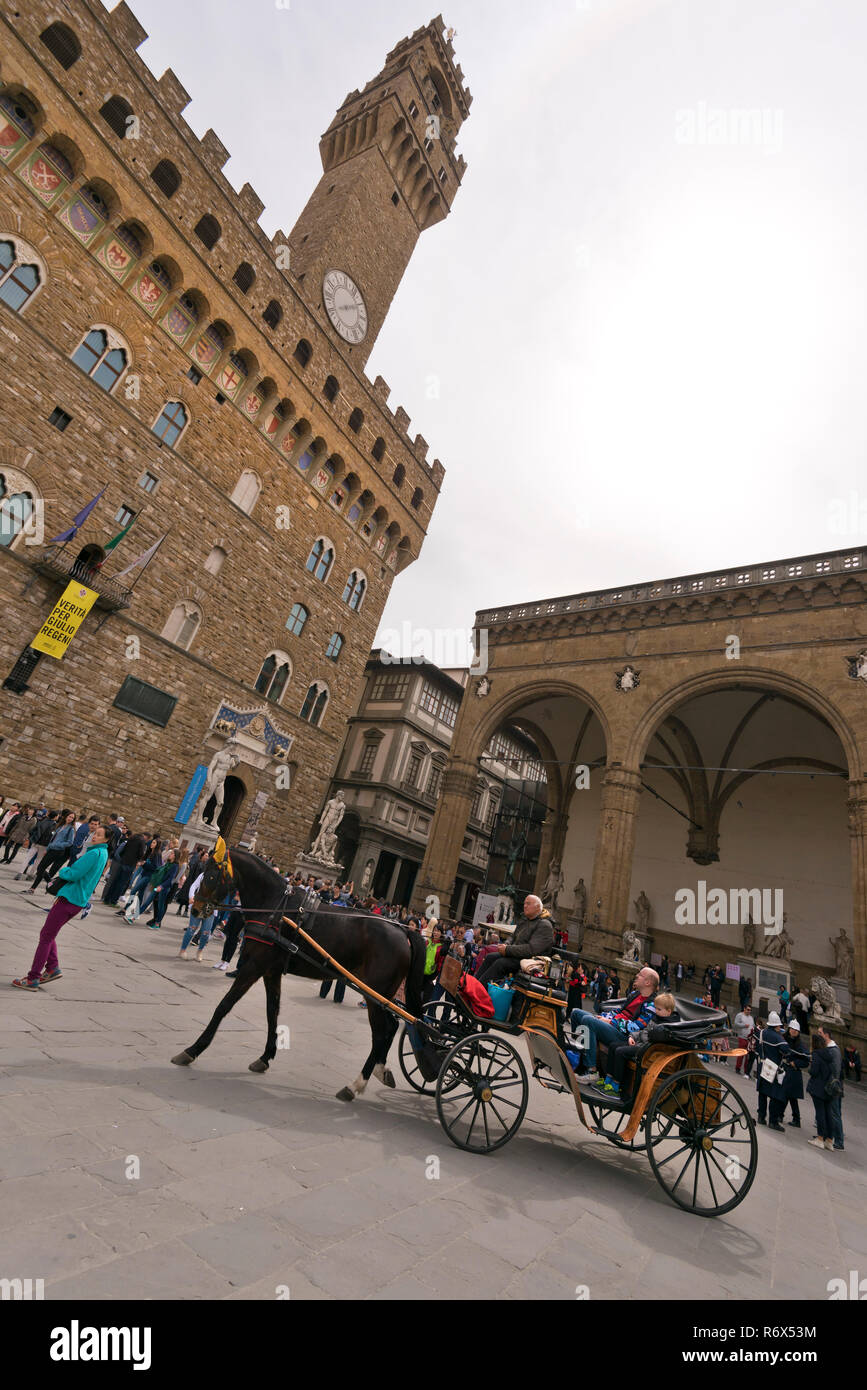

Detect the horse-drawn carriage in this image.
[174,844,758,1218]
[398,955,758,1217]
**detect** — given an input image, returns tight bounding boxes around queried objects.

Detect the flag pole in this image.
[127,526,170,593]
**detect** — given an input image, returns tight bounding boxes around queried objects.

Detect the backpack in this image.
[458,972,495,1018]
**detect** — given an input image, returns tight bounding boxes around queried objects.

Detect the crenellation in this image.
[412,433,428,463]
[198,127,230,175]
[102,0,147,51]
[394,406,411,435]
[156,68,191,116]
[237,182,265,223]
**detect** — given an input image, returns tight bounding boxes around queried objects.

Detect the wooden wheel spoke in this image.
[652,1140,693,1170]
[669,1146,697,1196]
[488,1100,511,1130]
[704,1146,741,1196]
[700,1148,719,1208]
[481,1100,492,1148]
[464,1099,482,1142]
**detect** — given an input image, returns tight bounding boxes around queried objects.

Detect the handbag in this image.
[760,1057,785,1085]
[825,1077,843,1100]
[45,876,63,897]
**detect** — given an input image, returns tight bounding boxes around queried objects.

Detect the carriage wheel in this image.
[436,1034,529,1154]
[645,1067,758,1217]
[398,1000,469,1094]
[585,1099,675,1153]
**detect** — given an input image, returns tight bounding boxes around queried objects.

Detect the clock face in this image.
[323,269,368,344]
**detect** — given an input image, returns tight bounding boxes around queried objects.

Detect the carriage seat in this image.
[513,976,567,1004]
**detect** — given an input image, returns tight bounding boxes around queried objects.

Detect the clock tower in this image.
[287,17,472,369]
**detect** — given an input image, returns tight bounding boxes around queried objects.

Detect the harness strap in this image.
[282,916,416,1024]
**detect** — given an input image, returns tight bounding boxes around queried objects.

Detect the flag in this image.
[103,514,137,553]
[48,487,106,544]
[113,533,167,578]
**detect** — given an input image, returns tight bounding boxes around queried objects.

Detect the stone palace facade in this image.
[0,2,470,857]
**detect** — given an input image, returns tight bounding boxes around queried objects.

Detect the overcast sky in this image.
[130,0,867,662]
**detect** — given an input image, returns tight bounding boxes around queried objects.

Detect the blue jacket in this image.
[57,844,109,907]
[49,823,75,850]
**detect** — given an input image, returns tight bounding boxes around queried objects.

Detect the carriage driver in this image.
[475,895,556,986]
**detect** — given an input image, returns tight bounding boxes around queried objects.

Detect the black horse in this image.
[170,848,426,1102]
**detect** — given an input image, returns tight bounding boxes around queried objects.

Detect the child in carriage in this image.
[591,993,680,1100]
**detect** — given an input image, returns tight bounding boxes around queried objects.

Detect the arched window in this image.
[233,262,255,293]
[306,538,334,582]
[300,681,329,727]
[371,437,386,462]
[323,375,339,403]
[286,603,308,637]
[204,545,226,577]
[152,401,188,448]
[392,463,405,488]
[255,651,292,704]
[99,95,134,139]
[342,570,366,611]
[411,488,424,510]
[0,238,42,313]
[348,407,363,434]
[71,327,128,393]
[162,601,201,651]
[294,339,312,368]
[40,22,81,69]
[150,159,180,198]
[194,214,221,250]
[230,469,261,515]
[262,299,282,329]
[0,470,39,550]
[325,632,344,662]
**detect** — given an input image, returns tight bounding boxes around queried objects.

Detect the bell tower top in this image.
[287,16,471,368]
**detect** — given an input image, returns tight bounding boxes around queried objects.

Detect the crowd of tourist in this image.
[0,796,860,1160]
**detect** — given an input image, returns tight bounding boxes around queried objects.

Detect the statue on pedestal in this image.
[541,859,564,910]
[829,928,855,983]
[196,741,241,828]
[742,913,756,958]
[311,791,346,864]
[634,891,651,934]
[573,877,587,922]
[811,976,845,1025]
[764,914,793,962]
[622,927,641,962]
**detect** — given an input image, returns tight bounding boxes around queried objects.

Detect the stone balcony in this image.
[32,545,133,611]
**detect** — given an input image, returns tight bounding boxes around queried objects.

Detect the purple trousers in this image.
[28,897,81,981]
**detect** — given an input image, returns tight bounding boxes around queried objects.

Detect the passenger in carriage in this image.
[569,966,659,1083]
[591,994,679,1099]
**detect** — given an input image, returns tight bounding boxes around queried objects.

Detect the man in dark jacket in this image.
[755,1011,789,1130]
[102,829,147,905]
[476,895,556,985]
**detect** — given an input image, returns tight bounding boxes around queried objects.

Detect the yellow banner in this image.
[30,581,98,659]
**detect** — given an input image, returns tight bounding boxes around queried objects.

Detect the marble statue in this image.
[764,917,793,961]
[634,891,651,933]
[196,741,240,827]
[541,859,564,910]
[573,877,587,922]
[742,913,756,957]
[311,790,345,863]
[622,926,641,962]
[360,859,374,893]
[810,976,845,1025]
[829,928,854,982]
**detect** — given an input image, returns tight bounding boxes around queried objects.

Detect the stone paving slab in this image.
[0,864,865,1300]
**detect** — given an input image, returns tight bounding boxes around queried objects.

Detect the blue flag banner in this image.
[48,487,106,544]
[174,764,208,824]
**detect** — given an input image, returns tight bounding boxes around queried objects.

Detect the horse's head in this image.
[196,836,235,911]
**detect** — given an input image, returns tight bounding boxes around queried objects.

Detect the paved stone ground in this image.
[0,863,864,1301]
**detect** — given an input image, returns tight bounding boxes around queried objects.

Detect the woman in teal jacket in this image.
[13,824,108,990]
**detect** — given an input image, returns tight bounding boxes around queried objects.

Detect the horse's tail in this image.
[404,929,426,1020]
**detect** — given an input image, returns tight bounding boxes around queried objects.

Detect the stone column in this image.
[848,777,867,1044]
[385,856,403,903]
[412,757,477,915]
[582,766,644,962]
